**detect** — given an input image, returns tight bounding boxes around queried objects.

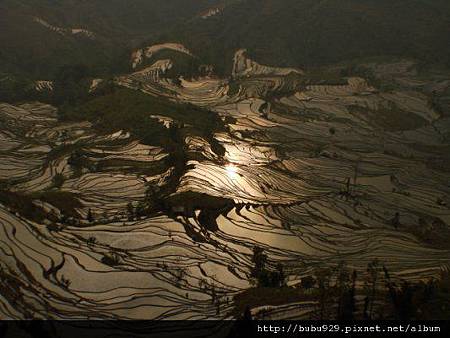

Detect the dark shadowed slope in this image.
[161,0,450,75]
[0,0,222,78]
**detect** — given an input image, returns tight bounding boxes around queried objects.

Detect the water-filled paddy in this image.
[1,61,450,320]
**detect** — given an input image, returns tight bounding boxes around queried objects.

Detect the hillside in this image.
[160,0,450,75]
[2,0,450,80]
[1,0,450,323]
[0,0,221,79]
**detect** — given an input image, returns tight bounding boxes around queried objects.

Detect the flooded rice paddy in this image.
[1,60,450,320]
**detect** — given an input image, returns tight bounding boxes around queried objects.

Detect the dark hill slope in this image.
[161,0,450,75]
[0,0,220,78]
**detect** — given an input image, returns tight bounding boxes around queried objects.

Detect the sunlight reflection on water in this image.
[225,163,239,180]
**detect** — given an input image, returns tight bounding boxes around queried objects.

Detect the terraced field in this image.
[1,53,450,321]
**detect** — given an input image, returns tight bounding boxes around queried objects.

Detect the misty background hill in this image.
[1,0,450,79]
[165,0,450,75]
[0,0,220,78]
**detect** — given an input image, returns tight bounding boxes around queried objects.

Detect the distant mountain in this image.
[0,0,220,79]
[160,0,450,75]
[1,0,450,81]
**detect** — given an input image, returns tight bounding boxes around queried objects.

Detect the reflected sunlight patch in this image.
[225,163,239,180]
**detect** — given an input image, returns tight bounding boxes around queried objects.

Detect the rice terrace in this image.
[1,0,450,334]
